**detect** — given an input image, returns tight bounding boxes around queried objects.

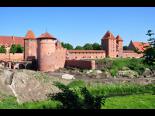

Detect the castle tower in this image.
[116,35,123,57]
[37,32,57,72]
[101,31,117,57]
[24,30,37,61]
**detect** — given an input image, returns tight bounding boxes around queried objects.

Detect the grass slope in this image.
[102,94,155,109]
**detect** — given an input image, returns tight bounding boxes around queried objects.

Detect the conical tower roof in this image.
[25,30,35,39]
[37,32,56,40]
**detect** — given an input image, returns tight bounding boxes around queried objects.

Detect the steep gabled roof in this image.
[116,35,123,41]
[25,30,35,39]
[102,31,115,40]
[131,41,150,52]
[0,36,24,47]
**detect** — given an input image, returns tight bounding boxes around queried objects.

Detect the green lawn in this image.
[102,94,155,109]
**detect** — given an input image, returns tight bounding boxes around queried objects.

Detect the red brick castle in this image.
[0,30,149,72]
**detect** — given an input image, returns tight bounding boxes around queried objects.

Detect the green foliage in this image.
[0,45,6,53]
[87,83,155,97]
[16,44,24,53]
[123,46,128,50]
[50,81,106,109]
[75,45,83,50]
[22,100,62,109]
[61,42,73,50]
[0,96,20,109]
[144,47,155,65]
[144,30,155,65]
[146,30,155,47]
[92,43,101,50]
[83,43,93,50]
[96,58,150,76]
[102,94,155,109]
[67,80,86,88]
[10,44,24,54]
[10,44,17,54]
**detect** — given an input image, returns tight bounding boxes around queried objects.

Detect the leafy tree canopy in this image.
[92,43,101,50]
[61,42,74,50]
[75,45,83,50]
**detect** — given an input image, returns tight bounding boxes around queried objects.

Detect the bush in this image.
[49,82,106,109]
[96,58,150,76]
[0,45,6,53]
[10,44,24,54]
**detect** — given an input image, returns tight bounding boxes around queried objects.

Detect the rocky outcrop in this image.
[142,68,152,78]
[62,74,75,79]
[117,70,139,78]
[0,69,71,103]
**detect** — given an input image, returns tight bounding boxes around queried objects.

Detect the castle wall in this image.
[65,60,96,69]
[122,50,143,58]
[0,53,24,61]
[66,50,105,60]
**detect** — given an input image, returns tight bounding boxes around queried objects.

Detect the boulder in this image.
[118,70,139,78]
[62,74,75,80]
[3,70,14,85]
[102,71,111,78]
[86,70,93,74]
[96,70,102,74]
[142,68,152,78]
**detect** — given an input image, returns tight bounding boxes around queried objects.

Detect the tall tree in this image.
[0,45,6,53]
[144,30,155,65]
[10,44,17,54]
[16,44,24,53]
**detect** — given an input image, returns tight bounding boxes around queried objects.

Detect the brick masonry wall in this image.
[0,53,24,61]
[66,51,105,60]
[123,51,143,58]
[65,60,96,69]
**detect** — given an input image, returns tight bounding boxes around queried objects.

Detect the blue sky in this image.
[0,7,155,47]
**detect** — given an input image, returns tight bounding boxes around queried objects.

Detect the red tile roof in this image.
[102,31,115,40]
[25,30,35,39]
[116,35,123,41]
[68,50,105,53]
[38,32,56,39]
[132,41,150,52]
[0,36,24,47]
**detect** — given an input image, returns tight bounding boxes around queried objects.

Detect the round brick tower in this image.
[24,30,37,61]
[37,32,57,72]
[116,35,123,57]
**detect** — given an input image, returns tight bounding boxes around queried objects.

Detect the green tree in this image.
[10,44,17,54]
[75,45,83,50]
[61,42,73,50]
[144,30,155,65]
[123,46,128,50]
[83,43,93,50]
[0,45,6,53]
[92,43,101,50]
[16,44,24,53]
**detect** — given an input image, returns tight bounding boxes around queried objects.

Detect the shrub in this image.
[49,82,106,109]
[0,45,6,53]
